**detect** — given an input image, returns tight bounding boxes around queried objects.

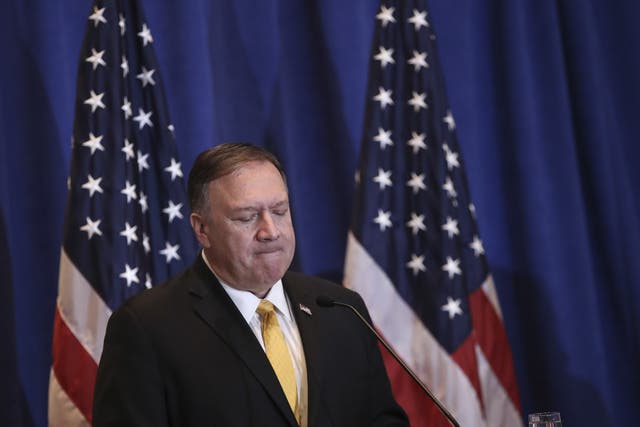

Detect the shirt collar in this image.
[201,251,291,323]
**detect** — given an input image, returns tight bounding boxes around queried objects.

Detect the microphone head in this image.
[315,295,335,307]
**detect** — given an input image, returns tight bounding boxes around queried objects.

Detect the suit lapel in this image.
[188,257,298,427]
[283,274,326,427]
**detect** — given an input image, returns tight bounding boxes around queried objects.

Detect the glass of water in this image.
[528,412,562,427]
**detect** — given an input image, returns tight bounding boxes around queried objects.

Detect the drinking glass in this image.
[528,412,562,427]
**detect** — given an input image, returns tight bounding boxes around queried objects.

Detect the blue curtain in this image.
[1,1,638,426]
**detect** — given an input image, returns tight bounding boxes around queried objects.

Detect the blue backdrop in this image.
[1,1,639,426]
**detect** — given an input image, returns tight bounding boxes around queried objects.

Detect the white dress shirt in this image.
[201,252,308,426]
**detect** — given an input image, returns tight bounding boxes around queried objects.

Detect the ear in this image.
[190,212,212,248]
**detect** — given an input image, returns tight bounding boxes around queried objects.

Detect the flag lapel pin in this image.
[299,303,312,316]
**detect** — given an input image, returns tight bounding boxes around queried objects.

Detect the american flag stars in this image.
[142,233,151,254]
[406,172,426,194]
[53,3,197,423]
[122,97,132,118]
[373,127,393,149]
[136,67,156,87]
[407,50,428,72]
[164,158,183,181]
[443,109,456,130]
[408,91,427,112]
[120,222,139,246]
[407,254,427,276]
[85,48,106,70]
[122,139,134,159]
[373,168,393,190]
[82,132,104,154]
[80,217,102,239]
[118,13,126,36]
[376,5,396,27]
[84,90,105,113]
[469,236,485,257]
[137,150,150,171]
[346,3,522,422]
[442,176,457,199]
[360,3,485,329]
[373,209,392,232]
[81,174,103,197]
[121,55,129,77]
[373,87,394,109]
[121,180,137,203]
[441,216,460,238]
[138,191,148,213]
[120,264,140,287]
[137,23,154,46]
[443,143,460,170]
[441,297,463,319]
[70,5,192,294]
[406,212,426,235]
[133,107,153,129]
[374,46,395,68]
[407,131,427,153]
[408,9,429,31]
[163,200,184,223]
[88,6,107,27]
[442,256,462,279]
[159,242,181,263]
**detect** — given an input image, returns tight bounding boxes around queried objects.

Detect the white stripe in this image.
[477,275,523,424]
[343,232,486,427]
[476,346,524,426]
[57,248,112,362]
[48,369,90,427]
[481,274,503,320]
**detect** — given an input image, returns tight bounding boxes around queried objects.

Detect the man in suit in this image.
[93,143,409,426]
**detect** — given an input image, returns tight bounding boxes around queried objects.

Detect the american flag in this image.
[48,1,196,425]
[344,1,523,426]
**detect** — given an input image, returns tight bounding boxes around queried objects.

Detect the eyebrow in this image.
[229,199,289,213]
[270,200,289,209]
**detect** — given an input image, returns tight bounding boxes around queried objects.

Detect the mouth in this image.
[254,248,282,256]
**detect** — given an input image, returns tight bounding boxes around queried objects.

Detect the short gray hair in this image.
[187,142,287,214]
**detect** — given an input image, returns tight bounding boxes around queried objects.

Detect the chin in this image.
[254,265,287,285]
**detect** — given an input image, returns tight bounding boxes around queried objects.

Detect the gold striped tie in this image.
[256,300,299,421]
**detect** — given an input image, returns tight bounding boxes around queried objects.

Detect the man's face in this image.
[192,160,296,296]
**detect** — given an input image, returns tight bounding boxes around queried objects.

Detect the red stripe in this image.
[469,288,521,410]
[51,307,97,423]
[451,333,484,413]
[379,343,452,427]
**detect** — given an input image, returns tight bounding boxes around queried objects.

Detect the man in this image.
[93,143,408,426]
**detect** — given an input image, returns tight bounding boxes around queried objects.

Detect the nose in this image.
[256,211,279,241]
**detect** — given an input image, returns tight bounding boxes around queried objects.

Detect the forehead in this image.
[207,161,288,206]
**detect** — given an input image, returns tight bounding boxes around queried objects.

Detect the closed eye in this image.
[234,214,257,223]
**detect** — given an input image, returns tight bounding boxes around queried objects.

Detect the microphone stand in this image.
[320,297,461,427]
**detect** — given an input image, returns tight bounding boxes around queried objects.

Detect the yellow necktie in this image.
[256,300,299,421]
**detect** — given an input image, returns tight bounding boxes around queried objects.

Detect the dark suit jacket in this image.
[93,256,408,426]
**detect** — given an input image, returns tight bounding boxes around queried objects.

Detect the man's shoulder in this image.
[283,271,362,304]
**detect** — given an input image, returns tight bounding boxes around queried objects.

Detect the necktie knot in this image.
[257,300,276,316]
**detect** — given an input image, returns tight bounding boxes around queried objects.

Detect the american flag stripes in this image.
[48,1,195,425]
[344,1,523,426]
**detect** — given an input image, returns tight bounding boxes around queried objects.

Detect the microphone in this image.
[316,295,461,427]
